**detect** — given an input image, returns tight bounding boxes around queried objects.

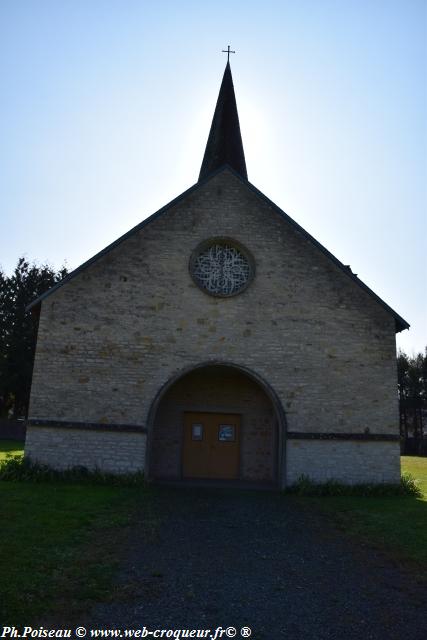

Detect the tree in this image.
[0,257,67,418]
[397,350,410,439]
[398,347,427,453]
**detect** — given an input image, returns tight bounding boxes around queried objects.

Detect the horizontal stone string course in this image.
[27,420,399,441]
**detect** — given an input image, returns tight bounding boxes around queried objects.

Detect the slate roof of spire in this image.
[199,62,247,181]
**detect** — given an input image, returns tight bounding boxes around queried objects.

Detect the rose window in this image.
[190,240,253,297]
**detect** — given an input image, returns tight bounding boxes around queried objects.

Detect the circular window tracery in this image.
[190,239,254,297]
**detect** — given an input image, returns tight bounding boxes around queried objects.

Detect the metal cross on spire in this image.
[222,45,235,63]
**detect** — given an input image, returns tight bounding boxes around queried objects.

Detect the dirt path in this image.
[89,487,426,640]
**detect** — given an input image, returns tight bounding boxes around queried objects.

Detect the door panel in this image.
[183,412,240,479]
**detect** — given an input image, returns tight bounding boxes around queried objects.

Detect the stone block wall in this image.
[25,426,146,474]
[286,440,400,484]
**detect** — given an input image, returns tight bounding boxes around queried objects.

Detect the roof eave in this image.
[25,165,234,312]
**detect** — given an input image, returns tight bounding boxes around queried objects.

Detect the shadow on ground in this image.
[87,486,426,640]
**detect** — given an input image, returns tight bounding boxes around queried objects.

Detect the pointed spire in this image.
[199,62,248,181]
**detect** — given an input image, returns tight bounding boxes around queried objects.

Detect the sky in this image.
[1,0,426,354]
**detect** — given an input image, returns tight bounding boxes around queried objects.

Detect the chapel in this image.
[25,60,409,487]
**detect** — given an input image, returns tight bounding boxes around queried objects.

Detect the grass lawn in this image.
[305,456,427,570]
[0,439,144,626]
[0,439,24,461]
[1,436,427,625]
[0,479,145,626]
[402,455,427,496]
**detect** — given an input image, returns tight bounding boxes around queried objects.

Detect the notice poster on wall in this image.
[218,425,235,441]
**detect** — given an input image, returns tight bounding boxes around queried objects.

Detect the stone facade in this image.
[286,440,400,484]
[27,168,402,485]
[25,426,146,474]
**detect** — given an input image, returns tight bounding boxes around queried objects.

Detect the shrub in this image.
[285,473,422,497]
[0,454,145,486]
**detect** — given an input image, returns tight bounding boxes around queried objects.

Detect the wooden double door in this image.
[182,412,240,479]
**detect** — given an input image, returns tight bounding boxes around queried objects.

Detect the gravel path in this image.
[90,487,426,640]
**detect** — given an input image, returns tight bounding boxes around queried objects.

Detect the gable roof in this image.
[26,166,409,333]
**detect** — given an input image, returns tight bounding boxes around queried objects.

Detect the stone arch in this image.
[146,361,287,488]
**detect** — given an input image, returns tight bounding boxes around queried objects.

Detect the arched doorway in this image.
[147,363,286,487]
